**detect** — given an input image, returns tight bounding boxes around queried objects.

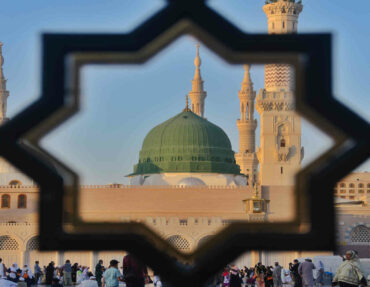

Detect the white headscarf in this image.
[9,264,18,272]
[21,265,33,279]
[8,264,18,279]
[346,250,359,261]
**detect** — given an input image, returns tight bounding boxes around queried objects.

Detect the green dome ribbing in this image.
[131,110,240,175]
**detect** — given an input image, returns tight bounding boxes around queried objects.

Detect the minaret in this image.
[0,42,9,124]
[235,65,258,185]
[256,0,304,186]
[0,42,33,185]
[189,44,207,117]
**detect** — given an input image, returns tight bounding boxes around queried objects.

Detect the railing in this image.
[0,222,34,226]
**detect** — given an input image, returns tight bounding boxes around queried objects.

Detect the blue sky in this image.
[0,0,369,184]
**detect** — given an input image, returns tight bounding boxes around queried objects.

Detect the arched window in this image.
[349,183,355,188]
[1,195,10,208]
[0,236,19,250]
[167,235,190,251]
[282,21,285,28]
[358,183,364,188]
[26,236,39,251]
[280,139,286,147]
[9,180,21,186]
[367,184,370,188]
[350,225,370,243]
[340,183,346,188]
[18,195,27,208]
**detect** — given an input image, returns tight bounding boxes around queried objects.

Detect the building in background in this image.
[0,0,369,270]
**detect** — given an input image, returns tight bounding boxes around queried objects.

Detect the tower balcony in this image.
[236,151,258,159]
[236,119,257,128]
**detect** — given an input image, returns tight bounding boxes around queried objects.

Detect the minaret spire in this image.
[0,42,9,124]
[235,65,258,185]
[189,44,207,117]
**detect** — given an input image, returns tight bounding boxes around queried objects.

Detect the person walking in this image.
[45,262,55,285]
[273,262,282,287]
[21,265,34,287]
[95,260,104,287]
[72,263,78,284]
[315,261,324,287]
[229,265,242,287]
[298,259,315,287]
[34,261,41,284]
[255,263,266,287]
[122,254,147,287]
[222,268,230,287]
[102,260,121,287]
[265,266,274,287]
[63,260,72,286]
[332,250,367,287]
[290,260,302,287]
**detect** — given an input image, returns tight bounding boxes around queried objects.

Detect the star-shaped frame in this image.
[0,2,369,287]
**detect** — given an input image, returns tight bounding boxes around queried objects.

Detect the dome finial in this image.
[183,94,191,112]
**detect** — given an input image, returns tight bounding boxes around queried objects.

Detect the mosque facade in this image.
[0,0,369,271]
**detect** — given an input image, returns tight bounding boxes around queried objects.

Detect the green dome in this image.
[131,110,240,175]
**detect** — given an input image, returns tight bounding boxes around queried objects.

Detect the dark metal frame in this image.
[0,1,368,287]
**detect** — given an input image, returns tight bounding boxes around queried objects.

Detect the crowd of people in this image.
[218,262,295,287]
[0,254,155,287]
[217,250,368,287]
[0,250,367,287]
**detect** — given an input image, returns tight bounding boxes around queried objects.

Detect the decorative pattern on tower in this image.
[0,42,9,124]
[265,64,294,92]
[263,0,302,92]
[189,44,207,117]
[235,65,258,185]
[256,0,304,186]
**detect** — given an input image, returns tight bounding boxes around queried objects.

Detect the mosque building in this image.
[128,45,247,187]
[0,0,369,271]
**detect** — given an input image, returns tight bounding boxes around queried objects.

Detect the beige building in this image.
[0,0,369,271]
[334,172,370,200]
